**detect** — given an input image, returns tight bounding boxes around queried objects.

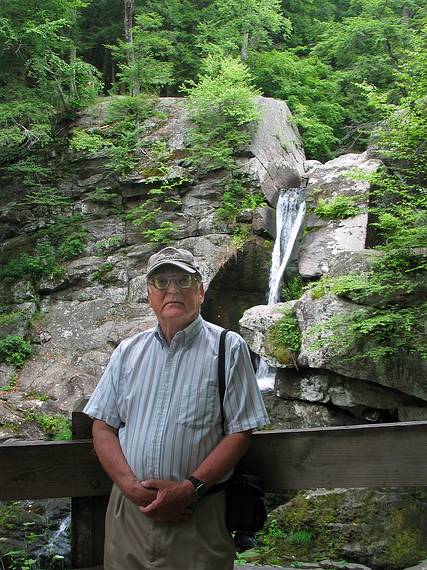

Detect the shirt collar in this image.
[154,314,203,348]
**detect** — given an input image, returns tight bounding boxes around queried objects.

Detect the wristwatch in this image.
[186,476,208,499]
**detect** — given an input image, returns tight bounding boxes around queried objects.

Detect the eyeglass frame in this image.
[147,273,201,291]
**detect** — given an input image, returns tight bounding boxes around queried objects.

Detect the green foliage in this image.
[314,195,361,219]
[93,262,113,282]
[0,216,87,284]
[95,235,124,254]
[105,95,156,124]
[231,224,251,250]
[96,95,157,176]
[142,221,176,245]
[387,509,427,567]
[85,188,119,204]
[0,335,32,369]
[281,275,304,302]
[24,411,71,440]
[215,175,264,222]
[265,309,301,364]
[19,186,72,210]
[109,12,175,95]
[249,50,344,159]
[3,549,37,570]
[183,55,260,172]
[309,303,427,362]
[197,0,291,60]
[70,129,110,154]
[286,530,314,546]
[0,311,25,328]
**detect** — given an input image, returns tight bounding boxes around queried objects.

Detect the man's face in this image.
[147,266,204,329]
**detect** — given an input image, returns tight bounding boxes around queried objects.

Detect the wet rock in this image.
[276,369,416,421]
[299,152,381,279]
[262,390,361,429]
[239,302,296,367]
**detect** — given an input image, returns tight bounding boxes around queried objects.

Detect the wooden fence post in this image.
[71,398,110,569]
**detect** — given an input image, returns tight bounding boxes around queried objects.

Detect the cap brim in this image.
[147,260,198,276]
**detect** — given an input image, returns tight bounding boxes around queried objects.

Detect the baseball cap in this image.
[146,247,201,277]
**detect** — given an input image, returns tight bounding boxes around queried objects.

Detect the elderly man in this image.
[84,247,269,570]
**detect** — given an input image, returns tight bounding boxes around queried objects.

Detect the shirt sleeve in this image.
[83,343,125,429]
[222,331,270,435]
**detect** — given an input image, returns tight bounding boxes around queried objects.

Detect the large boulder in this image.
[276,368,418,422]
[299,152,382,278]
[295,292,427,402]
[240,97,306,206]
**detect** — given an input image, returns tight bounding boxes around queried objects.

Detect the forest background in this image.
[0,1,426,390]
[1,0,426,163]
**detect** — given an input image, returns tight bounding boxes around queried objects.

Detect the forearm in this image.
[92,419,154,505]
[191,431,251,488]
[140,431,251,520]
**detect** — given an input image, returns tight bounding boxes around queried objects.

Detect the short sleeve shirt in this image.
[84,315,269,482]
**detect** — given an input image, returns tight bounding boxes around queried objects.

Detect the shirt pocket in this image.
[176,380,219,429]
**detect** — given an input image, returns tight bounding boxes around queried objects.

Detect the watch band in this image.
[186,476,208,499]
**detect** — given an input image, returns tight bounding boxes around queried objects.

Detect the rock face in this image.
[241,97,306,206]
[270,488,427,569]
[239,149,426,429]
[299,152,381,278]
[0,95,306,438]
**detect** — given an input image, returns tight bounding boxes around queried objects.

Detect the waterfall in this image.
[257,189,306,391]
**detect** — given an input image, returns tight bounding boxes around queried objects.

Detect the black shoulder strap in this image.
[218,329,229,434]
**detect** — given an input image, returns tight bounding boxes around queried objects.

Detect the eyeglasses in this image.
[149,274,196,290]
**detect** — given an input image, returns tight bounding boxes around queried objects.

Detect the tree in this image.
[196,0,291,61]
[183,55,260,171]
[311,0,426,132]
[249,50,344,159]
[0,0,101,164]
[109,12,174,94]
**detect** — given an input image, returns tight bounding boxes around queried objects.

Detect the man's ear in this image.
[199,283,205,303]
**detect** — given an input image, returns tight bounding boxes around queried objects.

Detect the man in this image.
[84,246,269,570]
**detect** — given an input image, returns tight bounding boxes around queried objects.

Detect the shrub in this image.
[70,130,109,154]
[265,309,301,365]
[314,195,360,219]
[0,335,32,368]
[183,55,260,172]
[24,411,71,440]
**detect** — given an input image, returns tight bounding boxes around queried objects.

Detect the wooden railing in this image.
[1,398,427,569]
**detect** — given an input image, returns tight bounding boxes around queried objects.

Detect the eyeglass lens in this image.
[152,275,193,289]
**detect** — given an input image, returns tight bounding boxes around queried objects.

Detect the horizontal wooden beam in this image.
[243,421,427,489]
[0,439,111,501]
[1,421,426,501]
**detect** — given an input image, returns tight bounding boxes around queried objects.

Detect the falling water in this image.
[257,189,306,391]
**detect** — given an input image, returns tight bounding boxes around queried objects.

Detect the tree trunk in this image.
[124,0,140,95]
[240,31,249,61]
[70,45,77,99]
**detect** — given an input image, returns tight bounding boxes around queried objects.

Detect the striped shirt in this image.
[84,315,269,482]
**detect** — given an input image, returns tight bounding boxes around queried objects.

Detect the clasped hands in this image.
[136,479,197,523]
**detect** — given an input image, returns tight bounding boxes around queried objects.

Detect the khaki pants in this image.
[104,484,235,570]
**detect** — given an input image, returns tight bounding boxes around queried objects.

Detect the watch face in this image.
[189,476,207,498]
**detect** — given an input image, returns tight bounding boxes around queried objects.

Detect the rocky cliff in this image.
[1,94,426,569]
[0,95,306,438]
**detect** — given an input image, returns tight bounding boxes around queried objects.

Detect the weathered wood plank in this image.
[1,421,427,501]
[243,421,427,489]
[71,495,109,568]
[71,400,108,568]
[0,440,111,500]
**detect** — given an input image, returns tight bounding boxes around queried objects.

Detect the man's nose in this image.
[165,279,178,292]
